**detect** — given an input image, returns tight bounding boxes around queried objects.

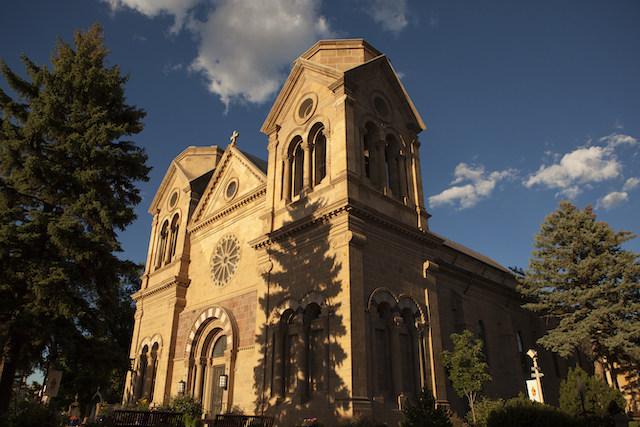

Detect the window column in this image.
[283,156,292,202]
[303,141,313,191]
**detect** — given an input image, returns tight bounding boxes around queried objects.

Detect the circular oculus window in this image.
[294,93,318,124]
[371,92,393,122]
[210,234,241,287]
[225,179,238,200]
[168,190,179,209]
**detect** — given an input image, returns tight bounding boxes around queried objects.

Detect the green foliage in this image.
[485,395,577,427]
[399,387,452,427]
[442,329,492,424]
[559,366,626,427]
[159,394,203,427]
[0,23,149,414]
[467,397,503,427]
[0,401,62,427]
[336,413,383,427]
[517,200,640,367]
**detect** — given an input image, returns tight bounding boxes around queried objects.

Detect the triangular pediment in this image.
[189,144,268,229]
[345,55,426,131]
[149,146,224,215]
[261,58,344,135]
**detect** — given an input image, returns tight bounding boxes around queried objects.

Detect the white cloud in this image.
[524,133,638,197]
[429,163,518,209]
[103,0,201,33]
[103,0,336,107]
[362,0,408,33]
[623,177,640,191]
[597,191,628,210]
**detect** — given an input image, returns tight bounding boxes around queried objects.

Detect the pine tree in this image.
[518,200,640,370]
[0,24,150,414]
[442,329,492,424]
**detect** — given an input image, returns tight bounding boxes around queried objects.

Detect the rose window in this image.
[210,234,241,287]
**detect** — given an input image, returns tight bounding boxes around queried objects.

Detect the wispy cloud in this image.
[523,133,638,198]
[428,163,518,209]
[362,0,409,34]
[103,0,410,108]
[597,177,640,210]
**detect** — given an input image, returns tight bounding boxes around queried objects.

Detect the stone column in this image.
[273,327,285,400]
[375,141,387,190]
[389,316,403,399]
[398,152,408,201]
[194,357,206,399]
[295,318,308,402]
[283,156,292,202]
[303,141,313,191]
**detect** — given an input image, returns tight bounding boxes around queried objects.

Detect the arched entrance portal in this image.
[184,306,237,417]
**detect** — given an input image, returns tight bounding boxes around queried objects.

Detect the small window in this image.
[212,335,227,358]
[225,179,238,200]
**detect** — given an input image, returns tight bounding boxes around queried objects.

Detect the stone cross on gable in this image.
[230,130,239,146]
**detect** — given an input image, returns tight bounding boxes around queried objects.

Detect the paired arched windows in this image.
[283,124,327,201]
[156,213,179,269]
[132,341,160,404]
[270,298,329,401]
[362,122,409,202]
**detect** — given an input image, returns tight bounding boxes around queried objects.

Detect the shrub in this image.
[486,395,578,427]
[0,401,62,427]
[159,394,203,427]
[559,366,626,427]
[335,412,382,427]
[400,388,452,427]
[467,397,503,427]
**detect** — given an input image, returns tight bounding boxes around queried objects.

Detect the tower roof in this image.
[300,39,383,72]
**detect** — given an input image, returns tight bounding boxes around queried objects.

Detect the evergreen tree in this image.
[517,200,640,371]
[400,387,452,427]
[442,329,492,424]
[0,24,149,414]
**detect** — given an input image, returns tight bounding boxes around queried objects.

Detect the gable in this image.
[189,144,268,228]
[148,146,224,215]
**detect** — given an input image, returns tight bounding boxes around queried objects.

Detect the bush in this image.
[400,388,452,427]
[336,413,382,427]
[559,366,626,427]
[0,401,62,427]
[486,395,577,427]
[159,394,203,427]
[468,397,503,427]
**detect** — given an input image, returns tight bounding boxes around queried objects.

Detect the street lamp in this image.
[178,379,186,395]
[527,349,545,404]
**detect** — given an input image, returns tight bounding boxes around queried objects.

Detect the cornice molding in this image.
[189,186,267,234]
[133,277,190,302]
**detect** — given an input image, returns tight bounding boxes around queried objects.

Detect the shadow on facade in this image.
[252,196,349,424]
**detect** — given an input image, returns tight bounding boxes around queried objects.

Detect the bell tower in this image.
[261,39,430,233]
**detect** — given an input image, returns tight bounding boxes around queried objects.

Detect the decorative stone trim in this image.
[367,287,425,323]
[183,306,238,359]
[189,186,267,234]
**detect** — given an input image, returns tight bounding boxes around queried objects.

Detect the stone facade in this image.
[124,39,575,425]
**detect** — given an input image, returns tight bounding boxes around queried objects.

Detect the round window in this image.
[299,98,314,119]
[168,190,179,209]
[210,234,241,287]
[374,96,390,117]
[226,180,238,199]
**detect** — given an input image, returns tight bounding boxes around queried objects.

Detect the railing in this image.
[205,414,275,427]
[109,410,184,427]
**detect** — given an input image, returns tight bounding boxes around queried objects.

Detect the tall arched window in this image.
[374,303,393,394]
[477,321,490,365]
[517,331,528,377]
[156,220,169,269]
[311,125,326,186]
[168,214,179,261]
[363,122,380,185]
[385,134,407,201]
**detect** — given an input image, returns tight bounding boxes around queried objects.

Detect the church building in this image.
[123,39,570,424]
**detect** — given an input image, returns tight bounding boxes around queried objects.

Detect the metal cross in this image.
[230,130,239,145]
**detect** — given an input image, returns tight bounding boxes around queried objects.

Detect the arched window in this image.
[385,134,407,201]
[310,125,326,186]
[156,220,169,268]
[374,303,393,394]
[517,331,528,377]
[399,308,418,396]
[363,122,380,184]
[133,345,148,401]
[168,214,179,262]
[477,321,490,365]
[283,124,328,201]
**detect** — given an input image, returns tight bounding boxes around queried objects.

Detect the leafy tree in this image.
[485,394,578,427]
[559,366,626,427]
[399,387,453,427]
[0,23,149,415]
[517,200,640,372]
[442,329,492,425]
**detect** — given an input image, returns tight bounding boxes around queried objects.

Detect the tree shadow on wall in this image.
[252,195,350,425]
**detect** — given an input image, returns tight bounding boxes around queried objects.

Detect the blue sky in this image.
[2,0,639,273]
